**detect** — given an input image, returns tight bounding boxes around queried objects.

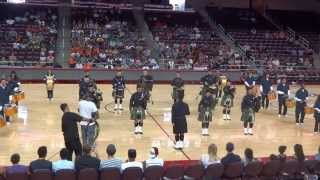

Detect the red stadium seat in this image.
[54,169,76,180]
[203,163,224,179]
[163,165,184,180]
[143,166,164,180]
[78,168,98,180]
[31,169,52,180]
[260,160,281,180]
[100,168,121,180]
[6,172,29,180]
[222,162,243,179]
[121,167,143,180]
[243,161,263,180]
[184,164,204,180]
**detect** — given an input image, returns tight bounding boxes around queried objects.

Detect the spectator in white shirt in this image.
[52,148,74,173]
[121,149,143,172]
[100,144,123,169]
[144,147,164,168]
[78,95,99,148]
[200,143,220,168]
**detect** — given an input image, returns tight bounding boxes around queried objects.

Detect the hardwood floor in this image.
[0,84,319,165]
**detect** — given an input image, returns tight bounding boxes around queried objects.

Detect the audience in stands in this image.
[75,145,100,171]
[200,143,220,168]
[221,142,241,166]
[6,153,28,174]
[277,145,287,162]
[121,149,143,171]
[100,144,123,169]
[52,148,74,173]
[242,148,257,166]
[144,147,164,168]
[29,146,52,173]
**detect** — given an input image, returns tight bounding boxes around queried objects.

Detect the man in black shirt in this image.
[60,103,82,160]
[29,146,52,173]
[221,142,241,166]
[75,145,100,171]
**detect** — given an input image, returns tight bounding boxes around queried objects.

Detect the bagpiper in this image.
[198,88,217,136]
[241,87,256,135]
[171,72,184,103]
[221,81,236,120]
[138,70,154,104]
[43,70,56,101]
[200,70,218,98]
[244,72,256,91]
[130,84,148,134]
[79,72,96,100]
[112,71,126,111]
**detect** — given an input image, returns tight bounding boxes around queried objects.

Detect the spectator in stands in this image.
[29,146,52,172]
[100,144,123,169]
[221,142,241,166]
[144,147,164,168]
[52,148,74,173]
[6,153,28,174]
[269,154,278,161]
[277,145,287,162]
[315,146,320,161]
[242,148,257,166]
[121,149,143,172]
[293,144,305,162]
[75,145,100,171]
[200,143,220,168]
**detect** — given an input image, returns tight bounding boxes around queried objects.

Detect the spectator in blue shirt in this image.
[6,153,28,174]
[100,144,122,169]
[53,148,74,172]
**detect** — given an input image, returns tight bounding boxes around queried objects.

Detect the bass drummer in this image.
[200,70,218,99]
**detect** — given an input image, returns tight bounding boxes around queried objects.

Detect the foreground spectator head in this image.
[226,142,234,153]
[128,149,137,162]
[106,144,117,157]
[208,143,218,157]
[38,146,48,159]
[278,145,287,155]
[60,148,69,160]
[294,144,305,162]
[10,153,20,165]
[244,148,254,162]
[149,147,159,158]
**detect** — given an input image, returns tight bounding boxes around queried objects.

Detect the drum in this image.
[285,99,296,108]
[267,91,277,101]
[304,106,314,114]
[46,77,54,91]
[4,105,17,117]
[13,91,25,102]
[0,116,5,127]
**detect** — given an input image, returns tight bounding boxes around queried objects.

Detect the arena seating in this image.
[0,5,58,67]
[0,159,319,180]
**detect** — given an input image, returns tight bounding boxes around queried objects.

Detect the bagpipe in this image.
[218,76,228,90]
[45,75,55,91]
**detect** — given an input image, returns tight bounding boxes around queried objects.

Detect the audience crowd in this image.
[0,142,319,179]
[0,7,57,67]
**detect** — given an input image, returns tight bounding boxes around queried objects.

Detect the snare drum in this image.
[0,116,5,127]
[304,106,314,114]
[285,99,296,108]
[13,91,25,102]
[267,91,277,101]
[4,105,17,117]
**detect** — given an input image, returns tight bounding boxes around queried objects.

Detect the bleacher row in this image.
[1,159,320,180]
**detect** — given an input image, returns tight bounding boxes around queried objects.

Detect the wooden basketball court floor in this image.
[0,84,319,165]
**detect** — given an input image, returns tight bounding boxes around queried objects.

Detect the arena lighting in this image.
[7,0,26,3]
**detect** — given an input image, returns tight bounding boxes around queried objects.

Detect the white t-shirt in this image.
[79,100,97,120]
[145,157,164,168]
[121,161,143,172]
[200,154,220,168]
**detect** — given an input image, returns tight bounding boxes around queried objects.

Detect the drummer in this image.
[200,70,218,98]
[277,78,290,118]
[244,72,256,92]
[294,82,309,126]
[0,77,11,123]
[260,73,273,109]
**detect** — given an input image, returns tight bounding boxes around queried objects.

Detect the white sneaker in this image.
[244,128,248,135]
[179,141,184,149]
[114,104,118,110]
[134,127,139,134]
[175,141,181,149]
[201,129,205,135]
[223,114,227,120]
[296,123,299,126]
[139,126,143,134]
[119,104,123,110]
[205,128,209,136]
[278,114,281,118]
[227,114,231,120]
[248,128,253,135]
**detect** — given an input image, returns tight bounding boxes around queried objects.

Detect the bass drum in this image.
[304,106,314,114]
[0,116,5,127]
[285,99,296,108]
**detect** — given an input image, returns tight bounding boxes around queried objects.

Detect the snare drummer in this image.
[277,78,290,118]
[244,72,256,91]
[130,85,148,134]
[0,77,10,123]
[171,72,184,103]
[200,70,218,98]
[43,70,56,101]
[294,82,309,126]
[313,95,320,134]
[260,74,273,109]
[112,71,126,111]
